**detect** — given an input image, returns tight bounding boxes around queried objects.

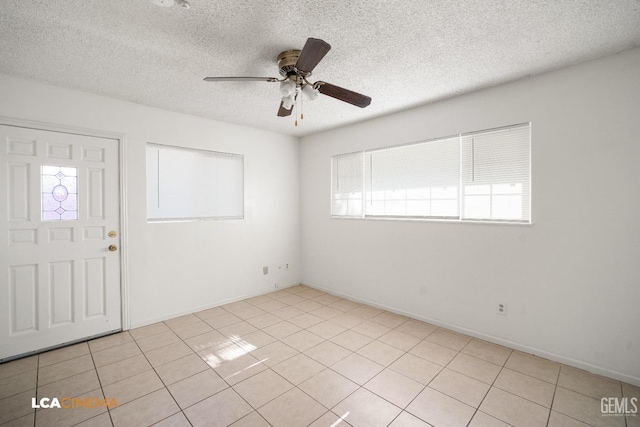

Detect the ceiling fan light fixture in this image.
[281,93,295,110]
[302,84,319,101]
[279,80,295,97]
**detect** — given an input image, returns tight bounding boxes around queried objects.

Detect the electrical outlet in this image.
[497,303,507,315]
[285,263,289,270]
[274,283,280,289]
[263,266,268,275]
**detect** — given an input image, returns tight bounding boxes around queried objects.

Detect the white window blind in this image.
[330,123,531,224]
[364,136,460,218]
[146,143,244,221]
[461,124,530,222]
[331,152,364,217]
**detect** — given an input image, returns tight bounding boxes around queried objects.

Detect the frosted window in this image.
[146,144,244,221]
[42,166,78,221]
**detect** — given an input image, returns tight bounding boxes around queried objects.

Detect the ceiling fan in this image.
[203,38,372,120]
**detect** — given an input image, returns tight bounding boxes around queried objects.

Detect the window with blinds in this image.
[365,136,460,219]
[331,152,364,217]
[331,123,531,223]
[461,124,530,222]
[146,143,244,221]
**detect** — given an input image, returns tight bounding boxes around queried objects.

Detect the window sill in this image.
[330,216,532,226]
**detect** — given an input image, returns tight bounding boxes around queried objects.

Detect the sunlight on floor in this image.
[197,336,257,368]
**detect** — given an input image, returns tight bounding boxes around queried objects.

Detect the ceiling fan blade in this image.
[316,82,371,108]
[204,77,278,82]
[277,101,293,117]
[295,38,331,73]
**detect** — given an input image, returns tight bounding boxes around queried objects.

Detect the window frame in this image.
[146,143,244,222]
[330,123,531,225]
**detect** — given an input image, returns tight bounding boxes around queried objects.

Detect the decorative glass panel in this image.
[42,166,78,221]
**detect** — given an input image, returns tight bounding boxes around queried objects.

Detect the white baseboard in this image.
[128,282,300,329]
[302,281,640,387]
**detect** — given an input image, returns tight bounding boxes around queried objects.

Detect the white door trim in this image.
[0,115,131,330]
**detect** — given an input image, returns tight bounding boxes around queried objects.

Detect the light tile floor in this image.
[0,285,638,427]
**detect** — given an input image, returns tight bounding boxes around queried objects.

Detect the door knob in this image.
[108,245,117,252]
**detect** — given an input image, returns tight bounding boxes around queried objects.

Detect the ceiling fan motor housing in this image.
[277,50,302,77]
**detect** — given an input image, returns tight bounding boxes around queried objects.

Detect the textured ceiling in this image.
[1,1,639,136]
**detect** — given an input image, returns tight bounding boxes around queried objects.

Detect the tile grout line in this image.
[544,363,563,427]
[496,363,558,387]
[552,382,627,415]
[33,344,104,426]
[451,338,514,426]
[194,306,292,426]
[84,343,114,427]
[33,354,39,427]
[389,327,456,427]
[121,323,192,426]
[232,410,273,427]
[85,331,133,355]
[463,346,511,427]
[36,351,89,371]
[621,380,628,427]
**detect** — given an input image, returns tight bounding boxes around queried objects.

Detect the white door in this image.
[0,125,121,361]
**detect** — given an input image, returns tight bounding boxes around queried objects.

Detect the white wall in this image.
[300,48,640,385]
[0,75,301,328]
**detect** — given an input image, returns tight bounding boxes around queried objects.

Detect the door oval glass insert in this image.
[42,166,78,221]
[52,185,69,202]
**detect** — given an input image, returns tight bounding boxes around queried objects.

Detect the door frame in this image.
[0,115,130,331]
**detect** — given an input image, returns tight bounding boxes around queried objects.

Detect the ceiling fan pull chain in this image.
[295,89,299,126]
[301,87,304,120]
